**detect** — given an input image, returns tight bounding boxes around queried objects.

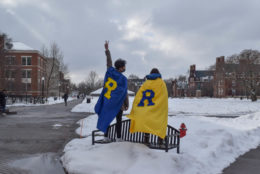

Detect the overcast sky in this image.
[1,0,260,84]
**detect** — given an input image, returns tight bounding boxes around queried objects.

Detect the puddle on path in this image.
[9,153,65,174]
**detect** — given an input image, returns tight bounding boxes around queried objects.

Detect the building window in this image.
[22,83,31,91]
[5,56,16,65]
[218,88,224,96]
[22,56,32,65]
[7,81,15,91]
[232,80,236,87]
[38,57,40,66]
[5,70,16,78]
[22,70,31,78]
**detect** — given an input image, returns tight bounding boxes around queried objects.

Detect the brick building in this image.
[188,65,214,97]
[0,38,47,97]
[187,56,260,98]
[214,56,260,97]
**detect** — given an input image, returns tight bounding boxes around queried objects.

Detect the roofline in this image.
[6,50,46,58]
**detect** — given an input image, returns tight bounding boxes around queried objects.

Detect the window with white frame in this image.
[22,56,32,65]
[5,56,16,65]
[22,70,31,78]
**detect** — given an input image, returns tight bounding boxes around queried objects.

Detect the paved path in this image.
[222,146,260,174]
[0,99,89,174]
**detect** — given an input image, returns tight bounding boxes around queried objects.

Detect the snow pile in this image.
[71,97,98,113]
[61,111,260,174]
[72,97,260,116]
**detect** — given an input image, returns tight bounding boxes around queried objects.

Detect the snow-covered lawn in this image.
[61,98,260,174]
[72,97,260,116]
[6,97,75,107]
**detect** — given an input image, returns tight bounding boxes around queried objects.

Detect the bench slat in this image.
[92,119,180,153]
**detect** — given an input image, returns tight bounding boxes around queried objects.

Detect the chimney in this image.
[190,64,196,77]
[216,56,225,64]
[0,35,4,50]
[216,56,225,71]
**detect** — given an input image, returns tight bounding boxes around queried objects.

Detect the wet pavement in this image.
[222,145,260,174]
[0,99,89,174]
[10,153,65,174]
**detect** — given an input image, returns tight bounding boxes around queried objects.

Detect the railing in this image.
[92,119,180,153]
[6,96,46,104]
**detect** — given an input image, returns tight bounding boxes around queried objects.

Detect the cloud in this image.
[5,9,48,44]
[1,0,260,83]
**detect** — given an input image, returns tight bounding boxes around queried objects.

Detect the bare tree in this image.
[78,82,89,96]
[128,74,140,79]
[78,71,103,95]
[86,71,99,89]
[239,49,260,64]
[224,50,260,101]
[45,42,64,97]
[226,54,239,64]
[41,44,49,58]
[0,33,13,90]
[127,74,142,93]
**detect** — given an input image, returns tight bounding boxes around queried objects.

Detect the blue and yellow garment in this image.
[95,67,127,133]
[127,73,168,139]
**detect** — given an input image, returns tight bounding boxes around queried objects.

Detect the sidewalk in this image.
[222,146,260,174]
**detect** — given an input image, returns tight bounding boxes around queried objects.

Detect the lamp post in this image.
[41,77,45,104]
[25,78,28,104]
[58,83,61,100]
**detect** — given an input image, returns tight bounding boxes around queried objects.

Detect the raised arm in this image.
[105,40,112,69]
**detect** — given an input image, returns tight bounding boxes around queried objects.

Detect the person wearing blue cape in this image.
[95,41,129,142]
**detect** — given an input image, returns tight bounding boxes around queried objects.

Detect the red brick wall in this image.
[4,51,46,97]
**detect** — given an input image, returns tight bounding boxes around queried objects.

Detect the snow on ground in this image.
[72,97,260,116]
[61,98,260,174]
[6,97,75,107]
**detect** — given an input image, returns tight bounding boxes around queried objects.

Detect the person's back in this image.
[127,68,168,143]
[64,93,68,100]
[95,41,129,142]
[64,93,68,106]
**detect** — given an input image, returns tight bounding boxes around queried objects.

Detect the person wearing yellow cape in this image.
[127,68,168,144]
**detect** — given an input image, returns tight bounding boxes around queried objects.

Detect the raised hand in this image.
[104,40,109,50]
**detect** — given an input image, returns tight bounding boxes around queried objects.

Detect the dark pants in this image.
[105,110,123,138]
[64,99,67,106]
[0,105,5,113]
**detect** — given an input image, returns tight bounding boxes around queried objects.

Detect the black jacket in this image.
[63,93,68,100]
[0,92,6,106]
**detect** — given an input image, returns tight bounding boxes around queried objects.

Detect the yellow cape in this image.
[127,78,168,139]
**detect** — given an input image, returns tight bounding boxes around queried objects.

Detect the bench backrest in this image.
[106,119,180,146]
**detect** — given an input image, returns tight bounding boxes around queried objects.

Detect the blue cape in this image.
[95,67,127,133]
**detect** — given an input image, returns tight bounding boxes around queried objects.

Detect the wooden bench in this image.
[92,119,180,153]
